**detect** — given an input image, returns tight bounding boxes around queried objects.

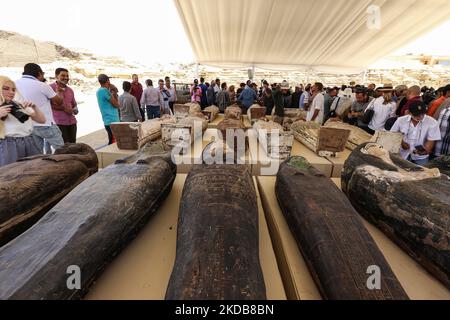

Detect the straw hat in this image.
[376,84,394,92]
[280,80,290,90]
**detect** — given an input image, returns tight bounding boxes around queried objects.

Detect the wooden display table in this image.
[86,175,286,300]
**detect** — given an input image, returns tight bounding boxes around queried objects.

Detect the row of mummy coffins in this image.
[1,138,449,299]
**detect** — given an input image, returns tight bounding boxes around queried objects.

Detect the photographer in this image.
[0,76,46,167]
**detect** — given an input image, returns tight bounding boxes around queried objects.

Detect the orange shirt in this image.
[427,96,445,117]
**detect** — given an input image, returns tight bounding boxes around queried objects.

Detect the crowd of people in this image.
[1,62,449,167]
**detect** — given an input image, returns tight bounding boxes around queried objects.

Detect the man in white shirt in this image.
[165,76,177,113]
[140,79,162,119]
[367,87,396,133]
[15,63,64,154]
[390,100,441,165]
[306,82,325,124]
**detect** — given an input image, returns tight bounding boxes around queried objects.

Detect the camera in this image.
[1,101,30,123]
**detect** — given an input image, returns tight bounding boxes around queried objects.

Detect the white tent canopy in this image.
[174,0,450,74]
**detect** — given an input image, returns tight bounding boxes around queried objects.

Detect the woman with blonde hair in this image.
[0,76,46,167]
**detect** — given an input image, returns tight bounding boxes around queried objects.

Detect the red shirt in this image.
[130,82,143,106]
[50,82,77,125]
[400,96,421,116]
[427,96,446,117]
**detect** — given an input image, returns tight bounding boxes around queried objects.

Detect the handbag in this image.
[361,100,375,125]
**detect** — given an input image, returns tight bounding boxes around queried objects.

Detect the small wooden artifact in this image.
[110,119,162,150]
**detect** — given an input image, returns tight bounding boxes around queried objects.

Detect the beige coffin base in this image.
[86,175,286,300]
[257,176,450,300]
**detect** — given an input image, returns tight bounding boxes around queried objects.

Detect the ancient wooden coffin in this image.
[217,119,248,153]
[342,143,450,288]
[291,121,350,156]
[174,104,190,121]
[247,104,267,125]
[203,105,219,122]
[324,120,372,150]
[253,120,293,159]
[276,156,408,299]
[161,116,207,148]
[0,143,98,247]
[110,119,161,150]
[0,144,176,299]
[225,106,243,120]
[427,156,450,177]
[165,165,266,300]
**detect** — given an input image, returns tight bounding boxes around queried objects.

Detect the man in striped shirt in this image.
[434,106,450,156]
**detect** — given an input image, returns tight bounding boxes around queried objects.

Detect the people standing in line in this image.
[119,81,142,122]
[206,81,216,106]
[299,83,311,110]
[141,79,162,120]
[216,82,231,112]
[130,74,144,121]
[165,76,177,113]
[199,77,208,109]
[390,100,441,165]
[15,63,64,154]
[159,79,172,115]
[400,85,422,116]
[49,68,78,143]
[0,76,46,167]
[190,79,202,104]
[237,80,258,112]
[366,85,397,134]
[96,74,120,145]
[306,83,325,124]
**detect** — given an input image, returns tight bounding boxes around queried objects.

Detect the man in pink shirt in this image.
[50,68,78,143]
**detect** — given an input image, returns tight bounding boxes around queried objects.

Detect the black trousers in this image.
[57,124,77,143]
[105,125,114,145]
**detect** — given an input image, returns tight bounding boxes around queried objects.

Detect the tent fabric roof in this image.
[174,0,450,74]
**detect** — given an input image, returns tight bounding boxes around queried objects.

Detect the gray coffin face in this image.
[0,154,176,300]
[342,143,450,289]
[165,164,267,300]
[275,156,408,300]
[0,143,98,246]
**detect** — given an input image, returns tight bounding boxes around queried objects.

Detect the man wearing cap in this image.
[390,100,441,165]
[15,63,65,153]
[96,74,120,145]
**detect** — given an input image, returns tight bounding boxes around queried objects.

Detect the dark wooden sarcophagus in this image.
[342,143,450,288]
[165,165,266,300]
[276,156,408,299]
[0,143,98,247]
[0,143,176,299]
